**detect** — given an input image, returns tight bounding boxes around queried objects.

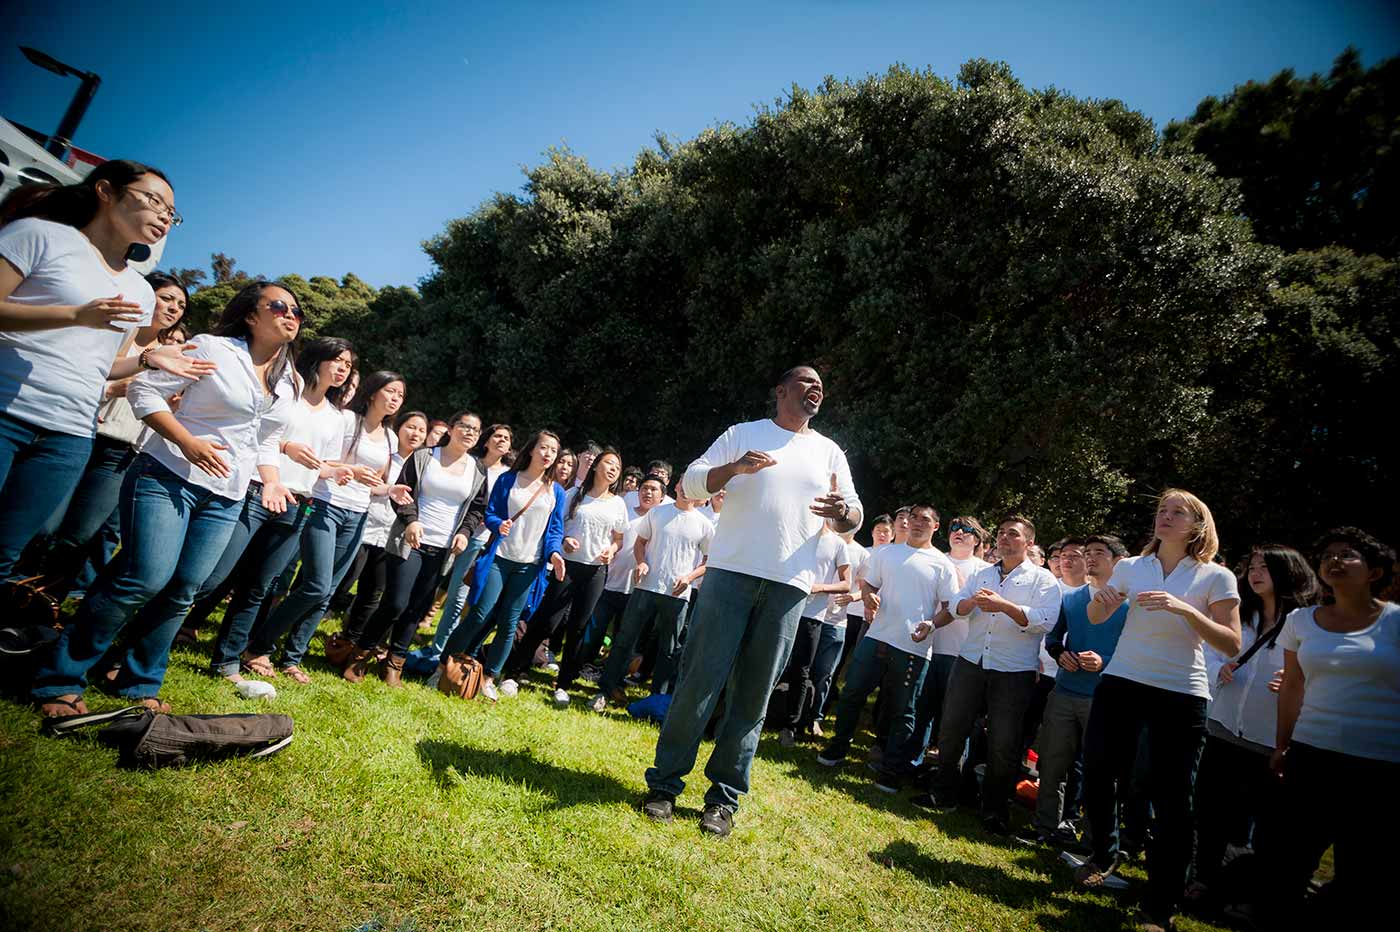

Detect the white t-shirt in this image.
[318,412,393,513]
[362,451,405,548]
[864,543,958,660]
[1278,603,1400,763]
[472,462,510,541]
[0,218,156,437]
[279,399,345,496]
[605,511,650,595]
[1103,554,1241,698]
[625,488,674,520]
[496,477,555,563]
[937,554,988,656]
[801,531,851,620]
[1207,612,1286,748]
[680,418,861,594]
[415,450,483,548]
[948,554,991,589]
[562,488,629,565]
[696,502,722,525]
[635,503,715,602]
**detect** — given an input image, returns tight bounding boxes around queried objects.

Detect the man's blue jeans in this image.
[598,588,689,696]
[249,499,365,668]
[442,556,539,678]
[207,496,310,676]
[823,637,929,768]
[412,536,486,664]
[645,567,806,812]
[31,455,242,700]
[904,651,958,767]
[0,412,93,581]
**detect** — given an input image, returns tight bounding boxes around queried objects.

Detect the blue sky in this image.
[5,1,1397,289]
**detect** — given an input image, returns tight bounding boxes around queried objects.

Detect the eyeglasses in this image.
[262,299,304,321]
[126,187,183,227]
[1320,549,1364,564]
[454,423,481,435]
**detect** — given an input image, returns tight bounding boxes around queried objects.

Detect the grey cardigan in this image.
[382,447,489,561]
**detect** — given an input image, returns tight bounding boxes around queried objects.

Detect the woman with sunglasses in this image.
[248,370,406,683]
[344,410,487,686]
[196,338,357,683]
[34,271,191,599]
[1246,528,1398,927]
[0,160,212,582]
[30,280,303,715]
[436,429,567,702]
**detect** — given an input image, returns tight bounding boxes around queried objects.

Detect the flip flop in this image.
[40,704,146,736]
[36,695,88,719]
[281,666,311,685]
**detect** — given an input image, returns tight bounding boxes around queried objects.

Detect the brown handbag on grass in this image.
[0,575,63,630]
[323,631,356,668]
[438,652,483,700]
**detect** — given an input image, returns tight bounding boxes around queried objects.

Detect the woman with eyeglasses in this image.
[34,271,191,599]
[193,338,356,683]
[1245,528,1398,927]
[0,160,212,582]
[435,429,567,702]
[247,370,407,683]
[30,280,303,716]
[1187,543,1317,910]
[343,410,487,686]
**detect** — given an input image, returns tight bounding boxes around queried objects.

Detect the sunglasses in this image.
[948,522,979,535]
[263,299,305,321]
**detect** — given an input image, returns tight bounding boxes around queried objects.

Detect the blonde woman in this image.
[1074,489,1241,932]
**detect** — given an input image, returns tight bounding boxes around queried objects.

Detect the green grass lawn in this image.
[0,619,1235,932]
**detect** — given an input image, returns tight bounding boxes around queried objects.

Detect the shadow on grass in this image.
[869,839,1130,929]
[416,739,635,809]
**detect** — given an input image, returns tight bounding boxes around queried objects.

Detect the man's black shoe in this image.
[981,815,1011,836]
[641,791,675,823]
[699,804,733,838]
[1014,827,1050,847]
[910,792,954,812]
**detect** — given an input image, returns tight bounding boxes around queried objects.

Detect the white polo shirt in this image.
[955,558,1062,672]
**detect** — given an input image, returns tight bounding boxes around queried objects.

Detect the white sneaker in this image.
[552,688,570,709]
[545,662,560,674]
[498,678,519,698]
[589,692,608,712]
[481,681,500,702]
[778,728,796,748]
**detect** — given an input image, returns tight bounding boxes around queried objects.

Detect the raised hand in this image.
[810,471,848,520]
[146,343,218,380]
[731,450,777,475]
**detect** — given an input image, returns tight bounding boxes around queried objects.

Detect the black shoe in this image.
[1014,827,1051,847]
[699,804,733,838]
[910,792,954,812]
[981,815,1010,836]
[641,791,675,823]
[872,769,903,794]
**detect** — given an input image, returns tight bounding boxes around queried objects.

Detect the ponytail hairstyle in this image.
[294,337,357,409]
[211,281,302,403]
[567,445,622,521]
[437,409,481,449]
[0,159,170,229]
[345,370,406,460]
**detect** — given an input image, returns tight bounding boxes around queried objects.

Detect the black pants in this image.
[573,588,629,676]
[508,560,606,688]
[1254,742,1398,924]
[342,544,390,643]
[355,545,447,656]
[776,616,823,730]
[1083,675,1206,918]
[1192,733,1272,889]
[934,658,1037,820]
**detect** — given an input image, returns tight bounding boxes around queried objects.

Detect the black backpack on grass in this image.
[41,706,294,769]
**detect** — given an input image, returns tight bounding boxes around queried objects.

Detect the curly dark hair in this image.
[1312,527,1396,595]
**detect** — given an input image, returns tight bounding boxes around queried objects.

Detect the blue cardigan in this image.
[467,470,567,618]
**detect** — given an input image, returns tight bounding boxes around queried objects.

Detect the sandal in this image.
[281,665,311,685]
[136,697,171,714]
[38,695,88,718]
[241,653,277,677]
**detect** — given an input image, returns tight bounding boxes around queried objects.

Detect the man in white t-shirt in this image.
[696,488,724,525]
[641,366,862,837]
[592,481,714,704]
[918,515,1062,835]
[623,459,674,518]
[816,505,957,790]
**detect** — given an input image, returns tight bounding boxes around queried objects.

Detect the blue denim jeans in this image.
[824,637,929,765]
[905,651,958,767]
[208,496,310,675]
[31,455,242,700]
[806,621,847,726]
[442,556,539,678]
[39,435,136,599]
[645,567,806,811]
[599,588,690,696]
[0,411,93,581]
[413,536,486,663]
[249,499,365,667]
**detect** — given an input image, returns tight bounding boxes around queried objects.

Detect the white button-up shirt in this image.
[128,334,297,501]
[955,558,1062,672]
[1206,614,1284,749]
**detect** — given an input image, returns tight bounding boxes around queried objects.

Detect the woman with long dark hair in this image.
[1188,543,1318,909]
[30,280,303,715]
[506,445,627,703]
[436,429,566,702]
[36,271,191,597]
[343,409,487,686]
[247,369,405,682]
[0,160,212,580]
[198,337,357,682]
[1074,489,1242,932]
